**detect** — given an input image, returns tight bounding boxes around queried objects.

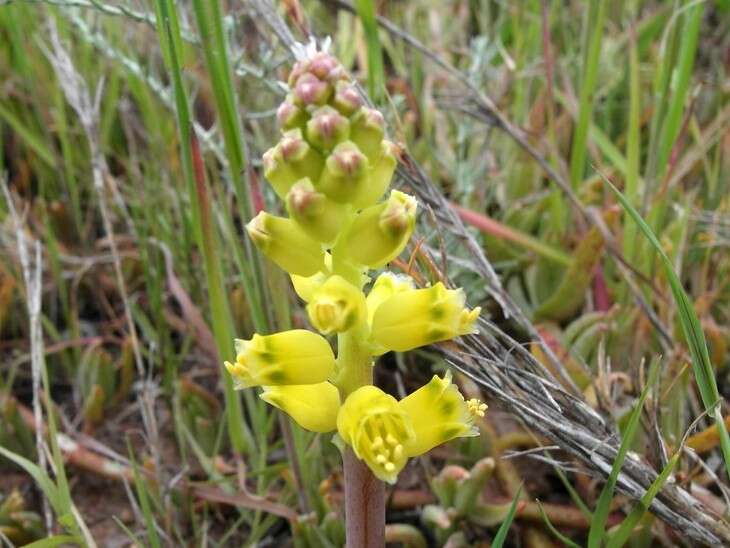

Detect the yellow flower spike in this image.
[246,211,326,277]
[370,282,481,352]
[337,386,416,484]
[225,329,336,388]
[286,178,347,245]
[307,275,367,335]
[340,190,417,268]
[398,371,480,457]
[260,382,340,433]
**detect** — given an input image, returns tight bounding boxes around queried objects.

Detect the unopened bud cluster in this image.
[227,41,484,483]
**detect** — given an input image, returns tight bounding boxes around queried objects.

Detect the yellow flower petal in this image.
[261,382,340,433]
[337,386,415,484]
[371,282,480,352]
[398,371,481,457]
[226,330,335,387]
[306,275,367,335]
[365,272,416,325]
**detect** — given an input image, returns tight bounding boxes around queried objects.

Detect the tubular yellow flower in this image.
[224,329,335,388]
[286,179,347,244]
[398,372,482,456]
[307,275,367,334]
[352,140,398,209]
[366,272,415,325]
[260,382,340,433]
[370,282,481,352]
[337,386,416,484]
[263,129,324,199]
[340,190,417,268]
[318,141,369,203]
[349,107,385,161]
[246,211,325,276]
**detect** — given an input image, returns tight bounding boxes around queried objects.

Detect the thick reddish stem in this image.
[343,448,385,548]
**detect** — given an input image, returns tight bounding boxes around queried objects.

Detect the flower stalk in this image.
[224,39,484,546]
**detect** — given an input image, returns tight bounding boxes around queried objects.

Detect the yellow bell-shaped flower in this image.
[366,272,416,325]
[398,372,483,456]
[337,386,416,484]
[260,382,340,433]
[340,190,417,268]
[370,282,481,352]
[224,329,335,388]
[352,140,398,209]
[246,211,326,277]
[286,179,347,245]
[307,275,367,335]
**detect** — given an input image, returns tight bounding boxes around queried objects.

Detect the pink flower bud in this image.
[318,141,369,203]
[276,99,306,130]
[293,73,331,106]
[333,82,363,116]
[306,106,350,152]
[308,52,341,80]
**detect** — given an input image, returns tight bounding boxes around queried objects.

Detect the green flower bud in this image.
[333,82,363,116]
[293,73,331,106]
[306,106,350,152]
[276,97,307,130]
[353,140,399,209]
[263,129,324,199]
[318,141,369,203]
[307,275,367,335]
[350,107,385,161]
[246,211,325,276]
[286,178,347,244]
[340,190,417,268]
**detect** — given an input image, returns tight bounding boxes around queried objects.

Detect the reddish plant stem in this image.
[343,448,385,548]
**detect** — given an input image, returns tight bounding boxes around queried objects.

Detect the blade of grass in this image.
[587,356,660,548]
[537,500,582,548]
[354,0,385,101]
[623,25,641,267]
[189,0,269,333]
[568,0,607,190]
[606,452,680,548]
[491,486,522,548]
[153,0,249,453]
[605,178,730,481]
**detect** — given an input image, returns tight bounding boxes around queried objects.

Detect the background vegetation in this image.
[1,0,729,546]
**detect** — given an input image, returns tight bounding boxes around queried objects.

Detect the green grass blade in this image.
[606,452,680,548]
[655,1,703,178]
[491,486,522,548]
[587,357,660,548]
[569,0,607,189]
[354,0,385,101]
[537,500,582,548]
[623,26,641,266]
[22,536,81,548]
[153,0,248,453]
[605,179,730,481]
